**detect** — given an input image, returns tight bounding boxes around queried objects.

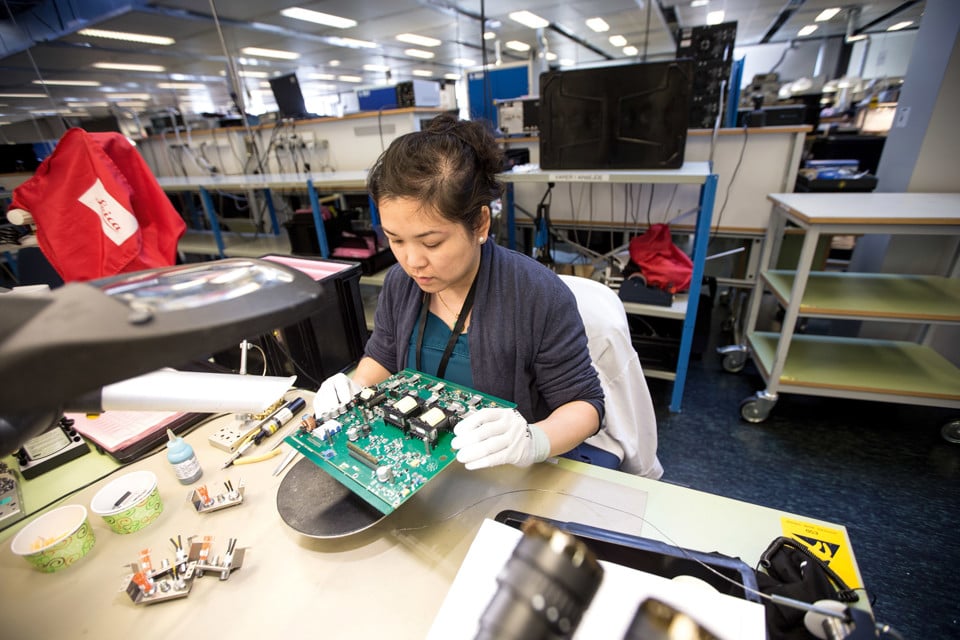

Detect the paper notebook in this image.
[67,411,209,463]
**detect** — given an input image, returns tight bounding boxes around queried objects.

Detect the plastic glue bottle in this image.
[166,429,203,484]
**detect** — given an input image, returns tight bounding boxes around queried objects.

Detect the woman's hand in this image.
[312,373,361,419]
[451,408,550,470]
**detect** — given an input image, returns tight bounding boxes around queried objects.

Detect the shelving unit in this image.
[158,171,368,259]
[500,163,719,412]
[731,192,960,423]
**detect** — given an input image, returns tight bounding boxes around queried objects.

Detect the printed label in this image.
[78,178,138,246]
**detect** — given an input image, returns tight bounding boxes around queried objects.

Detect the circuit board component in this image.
[285,369,514,515]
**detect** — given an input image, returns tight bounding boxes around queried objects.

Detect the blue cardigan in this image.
[364,240,605,427]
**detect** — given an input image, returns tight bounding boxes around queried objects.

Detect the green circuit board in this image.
[285,369,514,515]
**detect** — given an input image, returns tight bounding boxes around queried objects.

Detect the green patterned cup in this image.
[90,470,163,534]
[10,504,96,572]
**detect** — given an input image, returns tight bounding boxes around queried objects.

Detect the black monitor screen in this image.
[539,60,694,170]
[269,73,308,119]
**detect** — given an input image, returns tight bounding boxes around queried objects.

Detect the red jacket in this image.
[11,128,184,281]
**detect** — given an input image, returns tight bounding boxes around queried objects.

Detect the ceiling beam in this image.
[853,0,924,36]
[760,0,806,44]
[0,0,143,58]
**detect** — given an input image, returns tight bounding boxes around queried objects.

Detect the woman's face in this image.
[378,196,486,295]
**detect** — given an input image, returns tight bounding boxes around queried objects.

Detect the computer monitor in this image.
[538,60,694,170]
[269,73,308,119]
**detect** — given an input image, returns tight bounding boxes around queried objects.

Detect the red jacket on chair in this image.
[11,128,185,282]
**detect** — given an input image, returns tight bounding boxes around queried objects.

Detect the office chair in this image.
[559,274,664,479]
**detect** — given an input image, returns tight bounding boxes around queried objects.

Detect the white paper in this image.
[427,519,766,640]
[100,369,296,414]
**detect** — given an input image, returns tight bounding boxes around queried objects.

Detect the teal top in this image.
[407,311,473,387]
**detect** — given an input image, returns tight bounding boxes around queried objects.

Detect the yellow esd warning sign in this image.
[780,517,862,589]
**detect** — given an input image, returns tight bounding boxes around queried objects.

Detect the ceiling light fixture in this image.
[412,69,433,77]
[691,0,709,7]
[623,45,639,56]
[815,8,841,22]
[797,24,818,37]
[505,41,531,52]
[327,37,377,49]
[609,35,627,47]
[846,34,867,42]
[887,21,913,31]
[454,57,475,67]
[585,18,610,33]
[483,32,496,40]
[405,48,435,59]
[102,93,151,100]
[337,75,363,83]
[93,62,165,72]
[509,10,549,29]
[32,79,101,87]
[0,93,45,98]
[545,52,558,61]
[363,64,391,72]
[77,28,175,46]
[307,73,336,80]
[279,8,357,29]
[444,73,461,80]
[157,82,206,90]
[706,10,725,25]
[396,33,442,47]
[240,47,300,60]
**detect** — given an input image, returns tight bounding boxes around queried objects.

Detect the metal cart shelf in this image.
[727,192,960,423]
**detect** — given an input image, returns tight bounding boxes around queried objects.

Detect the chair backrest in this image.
[559,275,663,479]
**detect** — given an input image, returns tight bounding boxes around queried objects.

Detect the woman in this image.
[314,114,604,470]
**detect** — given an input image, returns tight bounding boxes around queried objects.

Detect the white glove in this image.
[451,408,551,470]
[313,373,361,419]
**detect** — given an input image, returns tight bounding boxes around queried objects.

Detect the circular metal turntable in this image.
[276,457,386,538]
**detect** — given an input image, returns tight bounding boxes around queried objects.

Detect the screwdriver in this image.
[253,397,306,445]
[222,397,306,468]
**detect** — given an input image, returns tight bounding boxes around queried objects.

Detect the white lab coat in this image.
[559,275,664,479]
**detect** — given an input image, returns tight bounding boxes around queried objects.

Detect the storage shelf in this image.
[747,331,960,404]
[178,230,291,257]
[622,294,688,321]
[763,270,960,322]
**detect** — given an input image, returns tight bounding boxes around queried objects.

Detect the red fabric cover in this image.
[10,128,185,281]
[627,223,693,293]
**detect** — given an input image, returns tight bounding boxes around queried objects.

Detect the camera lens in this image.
[475,519,604,640]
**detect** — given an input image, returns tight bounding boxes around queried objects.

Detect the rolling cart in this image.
[721,192,960,432]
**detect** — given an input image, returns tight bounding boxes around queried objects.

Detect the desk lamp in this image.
[0,258,324,456]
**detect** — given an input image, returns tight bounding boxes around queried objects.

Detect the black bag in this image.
[755,537,860,640]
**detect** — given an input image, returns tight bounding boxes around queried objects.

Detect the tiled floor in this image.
[646,306,959,639]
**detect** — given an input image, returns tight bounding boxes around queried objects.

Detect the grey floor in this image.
[646,301,959,639]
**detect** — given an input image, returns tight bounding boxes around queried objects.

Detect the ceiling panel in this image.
[0,0,927,127]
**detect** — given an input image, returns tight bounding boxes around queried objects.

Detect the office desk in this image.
[0,394,865,638]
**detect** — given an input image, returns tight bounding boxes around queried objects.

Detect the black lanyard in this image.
[415,268,480,380]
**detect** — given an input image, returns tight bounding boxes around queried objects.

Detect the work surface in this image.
[0,397,863,638]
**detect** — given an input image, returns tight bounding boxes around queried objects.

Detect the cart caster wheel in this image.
[722,351,747,373]
[941,420,960,444]
[740,393,776,423]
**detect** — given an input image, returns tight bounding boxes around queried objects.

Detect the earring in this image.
[479,236,486,244]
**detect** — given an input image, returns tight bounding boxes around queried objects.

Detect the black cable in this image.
[711,123,749,244]
[266,332,323,389]
[646,183,655,227]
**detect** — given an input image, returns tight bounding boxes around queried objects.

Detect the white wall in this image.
[854,31,918,79]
